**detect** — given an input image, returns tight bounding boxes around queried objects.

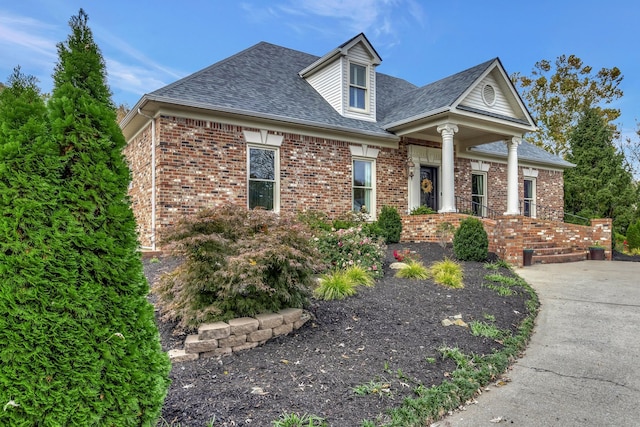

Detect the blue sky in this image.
[1,0,639,145]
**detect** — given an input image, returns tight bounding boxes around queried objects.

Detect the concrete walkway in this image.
[442,260,640,427]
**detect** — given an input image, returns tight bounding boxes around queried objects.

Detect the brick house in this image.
[122,33,578,255]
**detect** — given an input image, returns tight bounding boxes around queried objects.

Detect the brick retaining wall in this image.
[401,214,612,267]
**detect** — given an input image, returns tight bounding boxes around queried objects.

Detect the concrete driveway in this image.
[442,260,640,427]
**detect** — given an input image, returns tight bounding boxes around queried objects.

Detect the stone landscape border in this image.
[168,308,310,362]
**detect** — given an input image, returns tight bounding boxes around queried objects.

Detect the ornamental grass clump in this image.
[314,270,357,300]
[156,205,322,330]
[431,259,464,288]
[395,260,430,279]
[344,265,375,287]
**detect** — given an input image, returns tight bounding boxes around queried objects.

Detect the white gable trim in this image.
[451,59,536,129]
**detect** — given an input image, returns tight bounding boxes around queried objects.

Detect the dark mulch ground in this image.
[143,243,534,427]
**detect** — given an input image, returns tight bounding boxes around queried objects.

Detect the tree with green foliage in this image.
[626,220,640,251]
[512,54,623,157]
[0,10,170,425]
[564,108,637,234]
[0,68,78,424]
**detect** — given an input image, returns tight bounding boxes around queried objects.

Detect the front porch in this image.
[400,213,612,267]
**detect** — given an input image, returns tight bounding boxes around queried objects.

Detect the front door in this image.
[420,166,438,211]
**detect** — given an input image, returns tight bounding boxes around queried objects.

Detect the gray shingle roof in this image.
[377,59,496,127]
[149,40,570,168]
[470,141,575,168]
[150,42,396,138]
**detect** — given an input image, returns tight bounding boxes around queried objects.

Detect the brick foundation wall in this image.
[401,214,612,267]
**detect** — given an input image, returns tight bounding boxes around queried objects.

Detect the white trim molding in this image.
[349,144,380,158]
[243,129,283,147]
[471,160,490,172]
[523,167,539,178]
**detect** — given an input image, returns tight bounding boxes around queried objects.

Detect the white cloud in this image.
[105,58,169,102]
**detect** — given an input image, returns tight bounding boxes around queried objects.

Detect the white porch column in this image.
[505,136,522,215]
[437,123,458,213]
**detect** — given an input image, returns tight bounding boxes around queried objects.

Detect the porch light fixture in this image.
[406,157,415,178]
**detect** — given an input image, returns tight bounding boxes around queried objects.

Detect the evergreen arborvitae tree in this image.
[0,69,79,423]
[564,108,638,234]
[0,10,170,425]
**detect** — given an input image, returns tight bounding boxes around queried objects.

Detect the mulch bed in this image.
[143,243,534,426]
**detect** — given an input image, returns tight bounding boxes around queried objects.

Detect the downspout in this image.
[137,109,157,251]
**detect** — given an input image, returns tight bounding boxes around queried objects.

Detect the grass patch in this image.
[380,273,539,426]
[395,260,430,279]
[483,259,511,271]
[353,380,392,397]
[483,273,526,296]
[430,259,463,288]
[469,321,506,340]
[272,413,327,427]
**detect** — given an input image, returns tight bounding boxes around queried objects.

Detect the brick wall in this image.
[124,115,567,249]
[401,213,612,266]
[123,123,154,248]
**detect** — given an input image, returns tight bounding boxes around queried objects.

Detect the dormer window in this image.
[349,63,367,110]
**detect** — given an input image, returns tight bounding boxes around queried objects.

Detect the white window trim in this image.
[524,177,537,218]
[471,171,487,217]
[348,61,369,113]
[352,156,376,220]
[244,130,283,212]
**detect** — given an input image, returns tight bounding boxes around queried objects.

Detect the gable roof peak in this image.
[299,33,381,78]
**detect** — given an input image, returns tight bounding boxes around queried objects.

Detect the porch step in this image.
[532,250,588,264]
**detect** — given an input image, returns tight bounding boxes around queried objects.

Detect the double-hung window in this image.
[349,63,367,110]
[523,178,536,217]
[352,159,374,214]
[471,172,487,217]
[248,147,278,211]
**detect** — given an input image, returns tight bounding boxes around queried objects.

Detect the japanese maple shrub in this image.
[0,10,170,426]
[453,217,489,262]
[156,206,322,330]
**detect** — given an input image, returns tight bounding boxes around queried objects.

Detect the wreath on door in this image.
[421,178,433,194]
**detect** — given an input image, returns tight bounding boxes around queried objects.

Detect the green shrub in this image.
[377,205,402,243]
[410,205,436,215]
[395,260,430,279]
[313,226,386,278]
[431,259,464,288]
[314,270,357,300]
[627,220,640,251]
[156,206,322,330]
[453,217,489,261]
[297,209,332,232]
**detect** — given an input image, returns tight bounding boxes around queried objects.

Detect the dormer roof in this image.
[298,33,381,78]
